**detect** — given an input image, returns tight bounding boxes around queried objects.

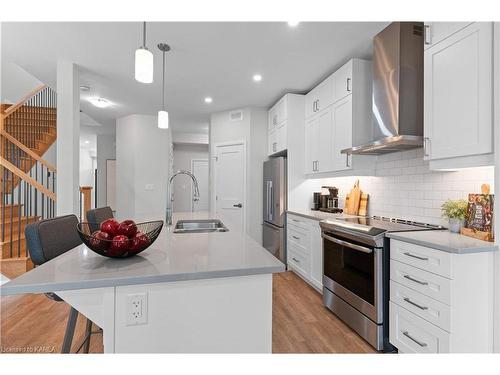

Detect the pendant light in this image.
[135,22,154,83]
[158,43,171,129]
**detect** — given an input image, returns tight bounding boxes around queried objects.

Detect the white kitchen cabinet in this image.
[267,94,299,156]
[423,22,472,49]
[389,238,494,353]
[305,74,334,119]
[286,213,323,292]
[424,22,493,167]
[305,58,372,174]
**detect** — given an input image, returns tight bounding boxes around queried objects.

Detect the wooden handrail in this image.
[1,84,47,119]
[0,156,56,201]
[0,130,56,172]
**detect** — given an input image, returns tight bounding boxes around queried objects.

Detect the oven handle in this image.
[322,234,373,254]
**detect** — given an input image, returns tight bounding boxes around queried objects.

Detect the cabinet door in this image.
[424,22,492,160]
[310,222,323,290]
[305,116,319,173]
[316,106,334,173]
[305,87,319,119]
[268,106,278,132]
[276,122,287,153]
[332,96,353,171]
[315,74,334,113]
[268,129,277,156]
[276,97,287,124]
[334,60,353,102]
[424,22,473,49]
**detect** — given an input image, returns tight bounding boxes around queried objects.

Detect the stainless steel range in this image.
[319,216,444,351]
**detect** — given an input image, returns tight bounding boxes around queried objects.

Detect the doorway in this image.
[214,142,246,232]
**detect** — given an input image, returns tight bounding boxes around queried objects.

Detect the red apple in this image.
[129,231,150,253]
[100,219,120,237]
[117,220,138,238]
[109,235,130,256]
[90,230,111,251]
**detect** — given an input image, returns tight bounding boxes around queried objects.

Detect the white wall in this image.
[303,149,495,227]
[0,62,43,104]
[209,107,267,243]
[172,143,209,212]
[116,114,172,221]
[97,133,116,209]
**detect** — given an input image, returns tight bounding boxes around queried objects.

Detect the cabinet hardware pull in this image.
[403,297,429,310]
[403,252,429,261]
[292,235,300,240]
[292,257,300,263]
[316,100,320,111]
[316,160,319,171]
[403,274,429,285]
[346,154,351,168]
[423,137,430,157]
[292,219,299,222]
[346,78,351,92]
[402,331,428,347]
[424,24,431,45]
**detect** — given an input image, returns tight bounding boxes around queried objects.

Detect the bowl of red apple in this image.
[77,219,163,258]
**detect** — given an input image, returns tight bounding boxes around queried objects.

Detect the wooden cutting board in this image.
[345,192,369,216]
[345,180,361,215]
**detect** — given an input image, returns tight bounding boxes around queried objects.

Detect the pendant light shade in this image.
[157,43,171,129]
[158,110,169,129]
[135,22,153,83]
[135,48,153,83]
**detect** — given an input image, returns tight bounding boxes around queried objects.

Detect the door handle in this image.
[322,233,373,254]
[233,203,242,208]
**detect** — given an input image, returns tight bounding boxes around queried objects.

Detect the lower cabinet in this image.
[286,213,322,291]
[389,239,494,353]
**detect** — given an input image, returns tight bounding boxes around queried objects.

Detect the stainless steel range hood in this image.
[342,22,424,156]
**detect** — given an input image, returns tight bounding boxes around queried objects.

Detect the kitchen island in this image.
[0,212,285,353]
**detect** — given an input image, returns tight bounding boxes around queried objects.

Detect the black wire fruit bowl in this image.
[77,220,163,258]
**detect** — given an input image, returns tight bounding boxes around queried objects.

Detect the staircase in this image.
[1,85,57,278]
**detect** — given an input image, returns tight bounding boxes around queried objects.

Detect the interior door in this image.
[215,143,245,232]
[191,159,209,212]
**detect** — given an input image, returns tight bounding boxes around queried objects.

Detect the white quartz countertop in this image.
[1,212,285,296]
[386,230,498,254]
[287,209,362,221]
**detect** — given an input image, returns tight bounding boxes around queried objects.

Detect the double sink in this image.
[173,219,229,234]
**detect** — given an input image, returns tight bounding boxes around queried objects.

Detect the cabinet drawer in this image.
[390,239,452,278]
[390,260,451,304]
[288,245,310,278]
[287,225,310,250]
[390,302,450,353]
[390,281,451,332]
[287,214,311,231]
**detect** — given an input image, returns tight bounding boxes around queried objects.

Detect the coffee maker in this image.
[319,186,342,213]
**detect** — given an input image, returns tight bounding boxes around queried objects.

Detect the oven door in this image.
[322,232,383,323]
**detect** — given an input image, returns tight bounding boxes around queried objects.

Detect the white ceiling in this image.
[1,22,388,134]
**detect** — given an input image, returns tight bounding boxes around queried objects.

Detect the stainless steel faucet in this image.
[166,170,200,225]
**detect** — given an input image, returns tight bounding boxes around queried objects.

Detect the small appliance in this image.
[319,186,342,213]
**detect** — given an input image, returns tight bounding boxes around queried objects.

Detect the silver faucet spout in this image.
[166,170,201,226]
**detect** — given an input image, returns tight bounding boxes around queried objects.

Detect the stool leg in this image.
[83,319,93,353]
[61,307,78,353]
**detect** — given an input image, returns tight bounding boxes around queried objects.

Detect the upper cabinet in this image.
[424,22,494,168]
[267,94,304,157]
[423,22,473,49]
[305,58,373,174]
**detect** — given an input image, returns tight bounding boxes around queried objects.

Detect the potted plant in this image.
[441,199,468,233]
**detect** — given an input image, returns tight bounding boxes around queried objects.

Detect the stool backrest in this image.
[86,206,114,233]
[25,214,82,266]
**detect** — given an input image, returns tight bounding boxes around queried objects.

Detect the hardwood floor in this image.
[0,271,375,353]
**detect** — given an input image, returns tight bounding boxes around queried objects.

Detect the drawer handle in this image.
[403,274,429,286]
[292,257,300,263]
[402,331,428,348]
[404,252,429,261]
[292,219,300,223]
[292,235,300,240]
[403,297,429,310]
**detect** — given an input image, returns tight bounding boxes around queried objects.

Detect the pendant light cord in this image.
[143,22,147,48]
[162,50,166,110]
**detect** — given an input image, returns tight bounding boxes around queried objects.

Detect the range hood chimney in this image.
[342,22,424,155]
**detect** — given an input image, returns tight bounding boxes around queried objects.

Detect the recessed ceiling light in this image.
[204,97,213,103]
[253,74,262,82]
[89,97,111,108]
[287,21,300,27]
[84,140,90,144]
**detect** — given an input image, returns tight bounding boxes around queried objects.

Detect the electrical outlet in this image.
[126,293,148,326]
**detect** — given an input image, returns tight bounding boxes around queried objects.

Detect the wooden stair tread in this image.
[0,234,26,245]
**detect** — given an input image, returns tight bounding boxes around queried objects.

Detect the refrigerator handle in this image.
[266,181,272,221]
[270,181,274,221]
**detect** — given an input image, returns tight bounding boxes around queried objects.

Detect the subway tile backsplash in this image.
[309,149,495,226]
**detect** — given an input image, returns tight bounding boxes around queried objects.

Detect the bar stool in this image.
[86,206,114,232]
[25,214,98,353]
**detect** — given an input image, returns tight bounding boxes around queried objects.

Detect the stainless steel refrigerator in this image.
[262,157,286,263]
